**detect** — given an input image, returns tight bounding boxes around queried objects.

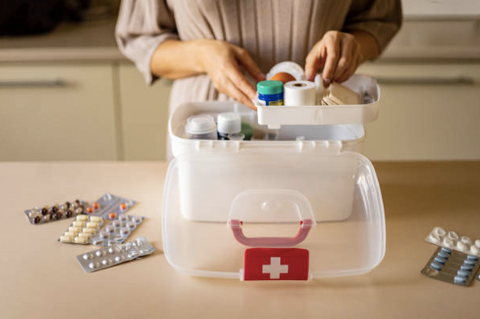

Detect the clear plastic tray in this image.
[256,74,380,129]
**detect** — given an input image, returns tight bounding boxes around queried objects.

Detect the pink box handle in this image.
[229,219,313,247]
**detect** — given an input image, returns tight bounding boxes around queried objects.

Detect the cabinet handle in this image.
[375,76,475,85]
[0,79,68,88]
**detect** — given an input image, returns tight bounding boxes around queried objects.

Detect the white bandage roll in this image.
[284,81,317,106]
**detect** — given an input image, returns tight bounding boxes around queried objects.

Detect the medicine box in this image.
[162,77,384,281]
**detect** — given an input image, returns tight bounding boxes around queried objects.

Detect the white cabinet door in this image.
[357,63,480,160]
[0,64,117,160]
[117,64,171,160]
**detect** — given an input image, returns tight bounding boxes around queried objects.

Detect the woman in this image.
[116,0,401,111]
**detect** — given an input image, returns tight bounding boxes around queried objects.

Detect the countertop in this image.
[1,14,480,63]
[1,161,479,319]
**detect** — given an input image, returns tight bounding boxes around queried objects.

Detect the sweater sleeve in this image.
[342,0,403,54]
[116,0,179,84]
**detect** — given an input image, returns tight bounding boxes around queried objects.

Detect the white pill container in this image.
[163,75,385,281]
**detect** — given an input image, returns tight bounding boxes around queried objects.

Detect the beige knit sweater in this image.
[116,0,402,112]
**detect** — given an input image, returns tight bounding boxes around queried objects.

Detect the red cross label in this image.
[243,248,309,281]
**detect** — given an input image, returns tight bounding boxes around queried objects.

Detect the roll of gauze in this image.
[284,81,316,106]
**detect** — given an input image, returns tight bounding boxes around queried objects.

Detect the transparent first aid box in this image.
[162,75,385,280]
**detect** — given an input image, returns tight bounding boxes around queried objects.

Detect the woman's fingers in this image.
[336,51,362,83]
[213,70,256,110]
[321,32,341,87]
[224,59,257,100]
[305,43,323,81]
[232,46,265,82]
[305,31,363,86]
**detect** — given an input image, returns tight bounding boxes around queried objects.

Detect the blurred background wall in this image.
[0,0,479,161]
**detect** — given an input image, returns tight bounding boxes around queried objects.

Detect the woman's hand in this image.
[305,31,378,87]
[197,39,265,110]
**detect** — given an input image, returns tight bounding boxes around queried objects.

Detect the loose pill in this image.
[76,215,88,221]
[109,212,117,220]
[60,236,73,243]
[90,216,102,223]
[120,203,127,210]
[74,237,87,244]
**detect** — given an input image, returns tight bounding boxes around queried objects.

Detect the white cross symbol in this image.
[262,257,289,279]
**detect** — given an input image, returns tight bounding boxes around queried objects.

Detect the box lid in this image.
[162,148,385,280]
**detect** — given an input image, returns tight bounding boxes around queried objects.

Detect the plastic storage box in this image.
[162,75,385,281]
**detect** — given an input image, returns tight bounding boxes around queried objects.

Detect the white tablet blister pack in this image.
[58,215,104,244]
[85,193,136,219]
[25,200,88,225]
[425,226,480,257]
[90,215,145,246]
[76,237,155,273]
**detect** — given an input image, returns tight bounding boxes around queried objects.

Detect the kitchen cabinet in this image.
[358,63,480,160]
[117,64,171,160]
[0,64,118,161]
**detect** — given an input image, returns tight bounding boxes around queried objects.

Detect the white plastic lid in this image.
[185,115,216,135]
[266,61,306,81]
[217,112,241,134]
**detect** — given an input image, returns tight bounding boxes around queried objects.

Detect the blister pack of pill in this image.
[58,215,104,244]
[421,246,480,286]
[76,237,155,273]
[85,193,136,219]
[90,215,145,246]
[25,200,88,225]
[425,227,480,257]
